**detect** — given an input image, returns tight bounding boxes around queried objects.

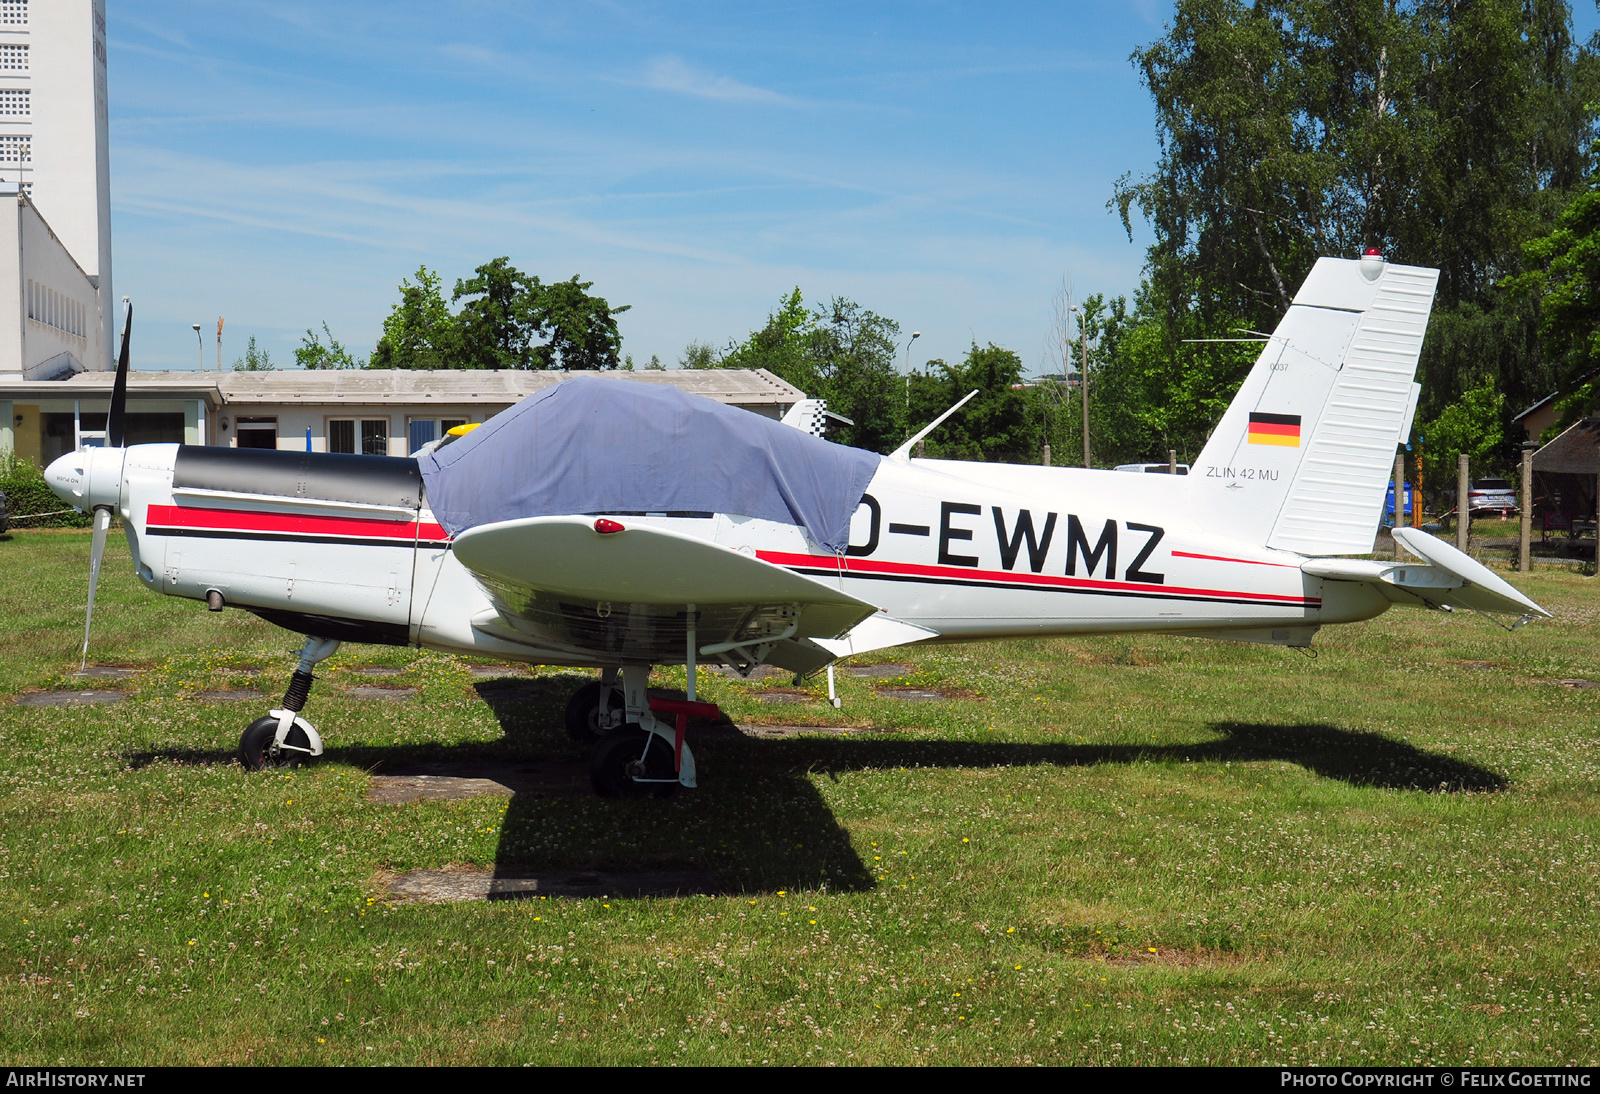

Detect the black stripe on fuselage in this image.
[146,526,444,550]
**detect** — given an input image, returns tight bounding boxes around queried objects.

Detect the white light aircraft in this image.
[45,254,1547,797]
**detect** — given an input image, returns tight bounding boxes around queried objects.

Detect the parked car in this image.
[1113,462,1190,475]
[1467,477,1519,517]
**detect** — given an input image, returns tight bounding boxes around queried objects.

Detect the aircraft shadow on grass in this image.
[122,676,1506,898]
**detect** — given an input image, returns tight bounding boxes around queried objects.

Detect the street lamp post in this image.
[902,330,921,419]
[192,324,202,371]
[1070,306,1089,468]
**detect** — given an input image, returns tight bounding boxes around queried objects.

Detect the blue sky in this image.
[109,1,1177,376]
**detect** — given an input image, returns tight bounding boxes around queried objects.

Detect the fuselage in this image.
[51,441,1391,665]
[46,438,1401,662]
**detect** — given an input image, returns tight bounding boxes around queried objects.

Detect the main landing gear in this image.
[237,636,340,771]
[569,664,721,799]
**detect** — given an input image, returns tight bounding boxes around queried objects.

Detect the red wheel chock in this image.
[647,696,722,771]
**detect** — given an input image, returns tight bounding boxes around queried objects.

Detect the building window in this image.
[26,280,85,339]
[0,2,26,27]
[328,418,390,456]
[235,416,278,450]
[407,417,468,453]
[0,44,27,71]
[0,135,30,164]
[0,89,29,117]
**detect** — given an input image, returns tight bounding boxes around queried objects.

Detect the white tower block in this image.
[14,0,113,369]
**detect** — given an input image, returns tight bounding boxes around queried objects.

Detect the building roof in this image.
[0,368,804,407]
[1531,417,1600,475]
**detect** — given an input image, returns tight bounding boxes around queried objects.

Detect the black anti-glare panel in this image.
[173,445,423,508]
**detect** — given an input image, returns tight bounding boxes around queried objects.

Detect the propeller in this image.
[77,300,132,672]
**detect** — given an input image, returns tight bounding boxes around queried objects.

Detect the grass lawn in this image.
[0,528,1595,1066]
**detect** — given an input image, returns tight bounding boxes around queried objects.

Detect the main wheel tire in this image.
[565,680,623,741]
[238,716,311,771]
[589,727,678,799]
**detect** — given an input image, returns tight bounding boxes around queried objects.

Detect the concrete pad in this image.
[875,687,950,702]
[16,689,126,707]
[386,865,722,903]
[734,723,874,738]
[466,664,523,678]
[346,686,419,701]
[368,760,588,804]
[752,689,816,704]
[1554,678,1598,690]
[73,665,140,680]
[193,688,261,702]
[842,662,914,679]
[712,664,789,681]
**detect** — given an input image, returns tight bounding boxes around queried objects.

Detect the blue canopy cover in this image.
[417,377,881,555]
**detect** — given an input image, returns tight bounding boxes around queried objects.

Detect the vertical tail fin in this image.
[1187,255,1439,555]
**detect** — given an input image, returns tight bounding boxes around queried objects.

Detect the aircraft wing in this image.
[452,516,880,673]
[1302,528,1549,622]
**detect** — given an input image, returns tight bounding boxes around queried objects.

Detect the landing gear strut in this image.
[238,636,340,771]
[564,669,623,740]
[584,654,721,798]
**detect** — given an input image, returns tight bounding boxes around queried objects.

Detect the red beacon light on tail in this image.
[1359,247,1386,281]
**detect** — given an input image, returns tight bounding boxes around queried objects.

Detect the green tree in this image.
[1419,377,1506,475]
[371,260,629,370]
[721,290,903,451]
[231,334,274,372]
[451,257,544,370]
[679,340,718,369]
[533,275,629,370]
[370,266,458,369]
[295,322,363,370]
[907,344,1037,462]
[1512,186,1600,432]
[1114,0,1597,430]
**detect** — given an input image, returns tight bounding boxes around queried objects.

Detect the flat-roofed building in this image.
[0,367,807,466]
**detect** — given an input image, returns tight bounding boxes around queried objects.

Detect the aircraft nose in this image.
[45,450,90,507]
[45,447,123,511]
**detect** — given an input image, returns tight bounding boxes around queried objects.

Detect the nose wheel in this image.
[238,716,312,770]
[237,636,340,772]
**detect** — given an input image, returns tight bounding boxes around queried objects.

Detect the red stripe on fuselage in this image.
[755,550,1318,607]
[1172,550,1302,569]
[146,504,449,543]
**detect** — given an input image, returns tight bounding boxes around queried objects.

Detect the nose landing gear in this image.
[237,636,340,771]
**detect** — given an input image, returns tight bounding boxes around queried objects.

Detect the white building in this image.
[0,367,807,468]
[0,0,113,377]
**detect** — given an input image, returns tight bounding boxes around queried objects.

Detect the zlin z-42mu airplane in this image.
[47,254,1547,797]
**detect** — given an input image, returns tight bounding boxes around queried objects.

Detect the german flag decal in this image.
[1247,412,1302,447]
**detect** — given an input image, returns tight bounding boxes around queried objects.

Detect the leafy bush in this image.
[0,456,91,528]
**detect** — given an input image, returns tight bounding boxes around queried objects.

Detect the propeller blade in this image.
[107,301,132,448]
[78,505,111,672]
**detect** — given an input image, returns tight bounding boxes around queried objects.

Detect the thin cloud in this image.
[635,56,797,106]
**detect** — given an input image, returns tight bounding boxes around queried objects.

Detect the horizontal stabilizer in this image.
[1301,528,1548,621]
[812,613,940,659]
